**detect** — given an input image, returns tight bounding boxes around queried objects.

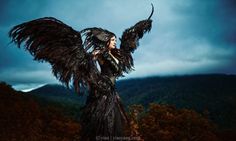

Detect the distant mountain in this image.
[28,84,86,104]
[27,84,86,119]
[29,84,73,95]
[117,74,236,129]
[28,74,236,130]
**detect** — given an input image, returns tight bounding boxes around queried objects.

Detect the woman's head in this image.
[107,36,117,50]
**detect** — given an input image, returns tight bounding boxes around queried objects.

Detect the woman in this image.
[80,34,129,140]
[9,4,153,141]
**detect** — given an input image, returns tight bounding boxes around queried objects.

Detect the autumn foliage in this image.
[127,103,220,141]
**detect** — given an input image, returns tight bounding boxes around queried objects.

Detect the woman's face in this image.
[108,36,116,50]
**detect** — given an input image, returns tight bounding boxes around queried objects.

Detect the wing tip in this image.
[148,3,154,20]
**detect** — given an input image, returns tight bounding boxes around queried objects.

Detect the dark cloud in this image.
[0,0,236,90]
[0,0,48,26]
[218,0,236,45]
[171,0,236,46]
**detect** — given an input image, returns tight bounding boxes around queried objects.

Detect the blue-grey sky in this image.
[0,0,236,91]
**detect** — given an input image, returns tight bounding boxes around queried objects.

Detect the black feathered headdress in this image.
[81,28,116,51]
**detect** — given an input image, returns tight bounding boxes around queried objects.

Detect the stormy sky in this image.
[0,0,236,91]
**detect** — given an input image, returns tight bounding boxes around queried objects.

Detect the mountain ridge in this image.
[28,74,236,130]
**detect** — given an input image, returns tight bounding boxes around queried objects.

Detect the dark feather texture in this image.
[118,4,153,73]
[8,6,153,93]
[81,27,115,51]
[120,19,152,72]
[8,17,104,94]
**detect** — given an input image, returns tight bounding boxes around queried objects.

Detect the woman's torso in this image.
[98,50,122,84]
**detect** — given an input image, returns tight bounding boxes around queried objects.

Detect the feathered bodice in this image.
[98,51,122,84]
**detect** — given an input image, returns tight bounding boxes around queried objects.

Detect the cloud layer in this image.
[0,0,236,90]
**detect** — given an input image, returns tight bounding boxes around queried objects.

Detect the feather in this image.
[81,27,115,51]
[8,17,104,94]
[119,4,154,73]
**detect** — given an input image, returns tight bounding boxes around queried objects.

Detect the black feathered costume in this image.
[9,4,153,141]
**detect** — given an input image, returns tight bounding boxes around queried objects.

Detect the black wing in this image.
[9,17,106,94]
[119,4,153,73]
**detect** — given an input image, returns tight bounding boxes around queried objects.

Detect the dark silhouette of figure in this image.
[9,4,154,141]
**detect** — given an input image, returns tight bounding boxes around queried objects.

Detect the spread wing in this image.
[9,17,109,94]
[119,4,154,73]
